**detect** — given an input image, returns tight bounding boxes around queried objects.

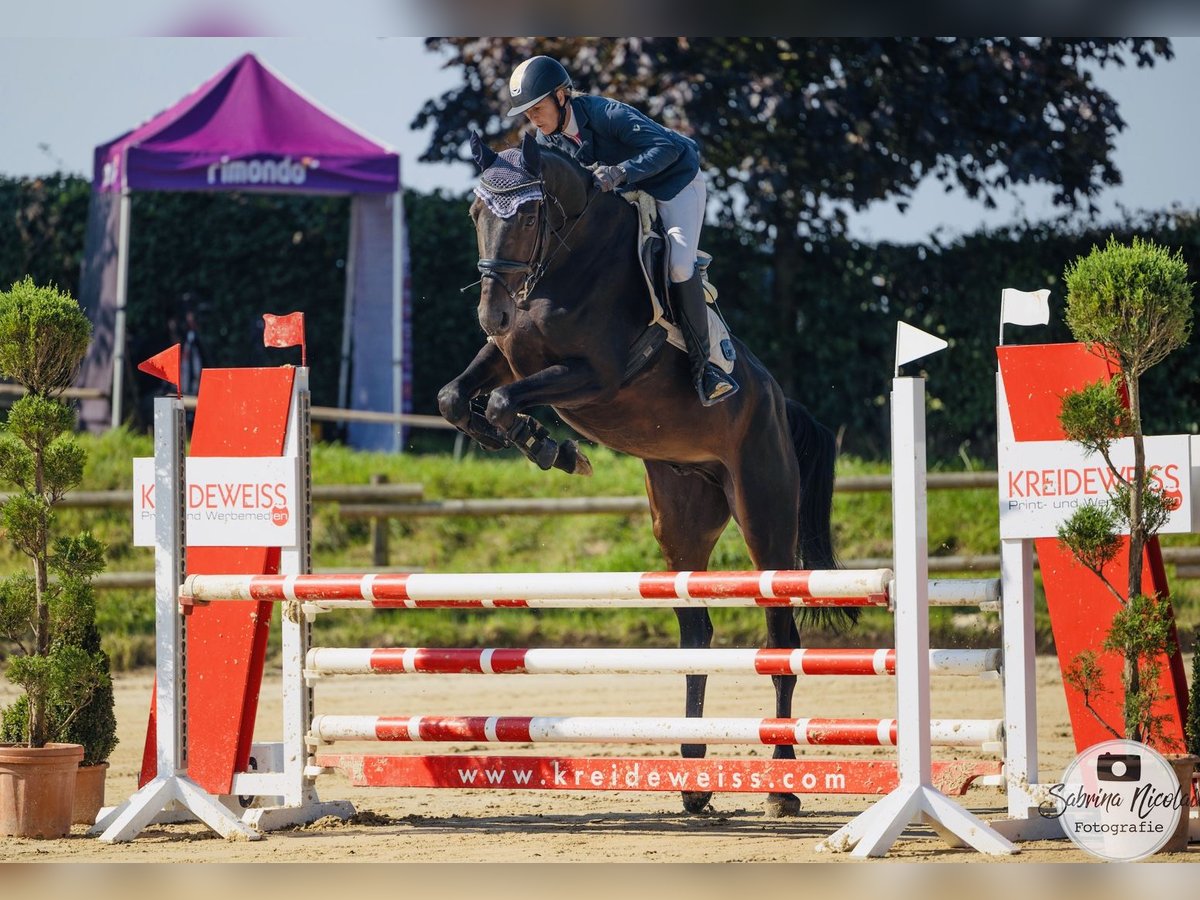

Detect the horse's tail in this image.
[785,398,858,630]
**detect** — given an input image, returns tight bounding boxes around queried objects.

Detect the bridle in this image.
[473,174,597,305]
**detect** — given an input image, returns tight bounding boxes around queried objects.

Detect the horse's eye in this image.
[524,215,535,227]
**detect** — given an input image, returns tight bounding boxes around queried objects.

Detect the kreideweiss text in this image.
[188,481,290,510]
[1007,463,1183,499]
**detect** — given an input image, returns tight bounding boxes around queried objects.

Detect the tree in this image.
[413,37,1173,393]
[1056,236,1193,744]
[0,278,112,754]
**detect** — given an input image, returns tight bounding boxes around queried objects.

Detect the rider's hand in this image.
[593,164,627,192]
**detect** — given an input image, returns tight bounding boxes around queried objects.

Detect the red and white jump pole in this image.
[182,571,1002,610]
[310,714,1004,748]
[181,568,892,607]
[305,646,1001,678]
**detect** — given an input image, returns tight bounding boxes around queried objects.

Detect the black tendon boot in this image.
[671,274,739,406]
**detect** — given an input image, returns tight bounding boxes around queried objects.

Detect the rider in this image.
[506,55,739,407]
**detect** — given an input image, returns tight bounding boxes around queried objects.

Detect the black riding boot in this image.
[671,274,739,407]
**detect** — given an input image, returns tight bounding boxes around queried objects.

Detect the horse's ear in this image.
[469,131,498,171]
[520,131,542,176]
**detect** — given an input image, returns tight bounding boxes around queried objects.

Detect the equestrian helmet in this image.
[506,56,572,117]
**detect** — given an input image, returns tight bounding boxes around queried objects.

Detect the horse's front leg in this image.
[482,359,608,431]
[437,341,515,449]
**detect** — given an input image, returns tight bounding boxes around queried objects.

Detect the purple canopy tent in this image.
[78,52,409,450]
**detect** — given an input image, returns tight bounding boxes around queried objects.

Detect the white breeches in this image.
[656,171,707,284]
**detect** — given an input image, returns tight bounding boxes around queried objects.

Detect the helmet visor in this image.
[508,89,554,117]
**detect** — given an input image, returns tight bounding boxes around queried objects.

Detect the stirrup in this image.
[697,363,739,407]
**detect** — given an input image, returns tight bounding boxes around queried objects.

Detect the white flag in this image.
[895,321,948,372]
[1000,288,1051,327]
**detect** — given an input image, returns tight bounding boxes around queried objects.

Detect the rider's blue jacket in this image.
[535,94,700,201]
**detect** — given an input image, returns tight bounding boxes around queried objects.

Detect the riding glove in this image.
[593,164,628,192]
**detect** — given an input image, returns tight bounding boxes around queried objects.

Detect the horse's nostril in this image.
[479,306,512,337]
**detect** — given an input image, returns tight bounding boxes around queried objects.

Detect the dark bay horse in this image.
[438,132,850,817]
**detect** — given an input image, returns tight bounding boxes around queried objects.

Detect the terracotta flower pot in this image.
[1162,754,1200,853]
[72,762,110,826]
[0,742,85,838]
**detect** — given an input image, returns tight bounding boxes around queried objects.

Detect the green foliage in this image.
[1058,379,1131,457]
[1110,482,1174,539]
[406,190,481,422]
[0,174,91,294]
[0,278,114,756]
[1063,236,1194,378]
[120,189,352,419]
[1057,503,1123,577]
[0,277,91,393]
[1103,593,1174,661]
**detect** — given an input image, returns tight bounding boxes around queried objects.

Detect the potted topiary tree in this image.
[1055,235,1196,851]
[0,277,114,838]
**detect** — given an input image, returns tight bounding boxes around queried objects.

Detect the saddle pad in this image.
[622,191,735,374]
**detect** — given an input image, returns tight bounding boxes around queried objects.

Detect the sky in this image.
[3,36,1199,244]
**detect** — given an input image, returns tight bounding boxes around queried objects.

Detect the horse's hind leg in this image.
[644,461,730,815]
[727,435,807,818]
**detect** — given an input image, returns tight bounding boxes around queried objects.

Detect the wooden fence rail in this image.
[12,470,1199,587]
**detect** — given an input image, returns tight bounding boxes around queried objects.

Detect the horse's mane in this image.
[536,142,591,181]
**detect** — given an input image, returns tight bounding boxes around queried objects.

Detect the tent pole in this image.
[391,186,405,454]
[337,199,360,415]
[110,188,132,429]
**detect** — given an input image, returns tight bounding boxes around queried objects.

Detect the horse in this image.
[437,131,850,817]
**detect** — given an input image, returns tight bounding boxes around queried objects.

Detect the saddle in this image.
[620,191,737,383]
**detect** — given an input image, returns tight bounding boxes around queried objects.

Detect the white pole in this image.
[93,397,258,842]
[154,397,186,778]
[234,368,354,828]
[990,374,1063,841]
[891,376,932,787]
[337,201,360,414]
[109,188,132,429]
[817,333,1015,857]
[278,369,311,807]
[391,182,405,454]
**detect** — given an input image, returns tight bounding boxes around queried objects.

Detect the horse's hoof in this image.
[485,393,517,431]
[681,791,712,814]
[568,443,592,476]
[763,793,802,818]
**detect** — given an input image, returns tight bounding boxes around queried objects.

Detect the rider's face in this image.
[523,91,564,135]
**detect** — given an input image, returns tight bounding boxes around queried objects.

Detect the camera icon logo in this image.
[1096,751,1141,782]
[1052,739,1183,861]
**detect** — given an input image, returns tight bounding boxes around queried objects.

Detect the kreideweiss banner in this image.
[133,457,299,547]
[998,435,1194,539]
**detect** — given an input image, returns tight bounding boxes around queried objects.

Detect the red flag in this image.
[137,344,181,396]
[262,311,306,366]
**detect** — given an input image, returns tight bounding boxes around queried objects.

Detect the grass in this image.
[1,428,1197,670]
